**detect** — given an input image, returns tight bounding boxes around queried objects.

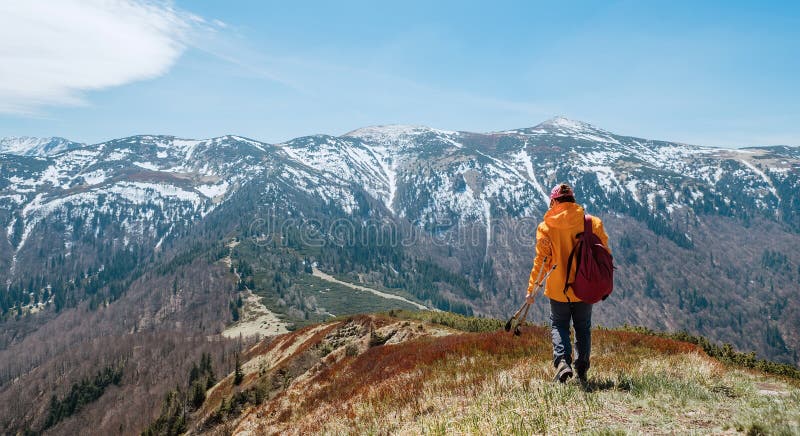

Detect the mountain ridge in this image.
[168,312,800,435]
[0,136,85,157]
[6,117,797,154]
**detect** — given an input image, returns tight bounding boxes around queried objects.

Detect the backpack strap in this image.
[562,242,578,302]
[583,214,594,237]
[561,215,594,302]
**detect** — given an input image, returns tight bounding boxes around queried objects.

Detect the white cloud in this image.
[0,0,203,114]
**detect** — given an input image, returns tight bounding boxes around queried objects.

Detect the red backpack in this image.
[563,215,614,304]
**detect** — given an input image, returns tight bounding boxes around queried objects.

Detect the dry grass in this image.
[208,316,800,435]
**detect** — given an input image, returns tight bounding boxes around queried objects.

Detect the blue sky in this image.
[0,0,798,147]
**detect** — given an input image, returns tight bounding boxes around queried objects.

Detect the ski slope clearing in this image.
[312,267,430,311]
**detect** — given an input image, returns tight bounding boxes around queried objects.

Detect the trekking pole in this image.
[505,258,550,332]
[504,301,529,332]
[513,301,531,336]
[512,264,557,336]
[531,264,557,299]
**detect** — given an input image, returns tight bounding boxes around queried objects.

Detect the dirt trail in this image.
[312,267,431,311]
[222,290,289,339]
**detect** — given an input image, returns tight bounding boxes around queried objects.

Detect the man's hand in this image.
[526,293,536,305]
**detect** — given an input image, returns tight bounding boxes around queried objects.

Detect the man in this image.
[526,183,610,383]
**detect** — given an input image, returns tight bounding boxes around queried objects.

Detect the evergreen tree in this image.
[190,380,206,409]
[189,363,200,385]
[234,354,244,385]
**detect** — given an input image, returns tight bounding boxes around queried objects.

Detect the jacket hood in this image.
[544,202,585,229]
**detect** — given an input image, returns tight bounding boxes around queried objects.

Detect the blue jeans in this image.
[549,300,592,372]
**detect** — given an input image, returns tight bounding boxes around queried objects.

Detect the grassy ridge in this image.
[387,310,800,381]
[196,311,800,435]
[616,325,800,380]
[292,314,800,435]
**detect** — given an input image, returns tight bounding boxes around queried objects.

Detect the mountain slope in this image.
[272,118,800,363]
[188,313,800,435]
[0,136,84,157]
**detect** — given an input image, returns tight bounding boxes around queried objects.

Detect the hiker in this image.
[526,183,610,383]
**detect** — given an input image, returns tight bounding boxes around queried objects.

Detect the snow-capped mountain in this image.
[283,117,798,243]
[0,136,85,156]
[3,119,798,284]
[1,118,799,364]
[0,135,271,286]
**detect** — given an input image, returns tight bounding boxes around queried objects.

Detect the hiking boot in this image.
[576,368,588,384]
[553,361,573,383]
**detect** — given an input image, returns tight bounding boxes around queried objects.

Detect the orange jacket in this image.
[527,202,610,303]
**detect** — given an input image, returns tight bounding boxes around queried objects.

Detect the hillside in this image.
[165,312,800,435]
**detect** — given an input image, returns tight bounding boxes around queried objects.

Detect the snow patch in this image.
[173,139,201,161]
[345,125,455,140]
[514,149,549,205]
[106,150,130,161]
[80,169,109,185]
[738,159,780,201]
[133,161,160,171]
[197,181,230,199]
[370,144,398,212]
[108,182,202,204]
[625,179,640,202]
[482,198,492,260]
[230,136,267,152]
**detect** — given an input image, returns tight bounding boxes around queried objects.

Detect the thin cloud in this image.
[0,0,210,114]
